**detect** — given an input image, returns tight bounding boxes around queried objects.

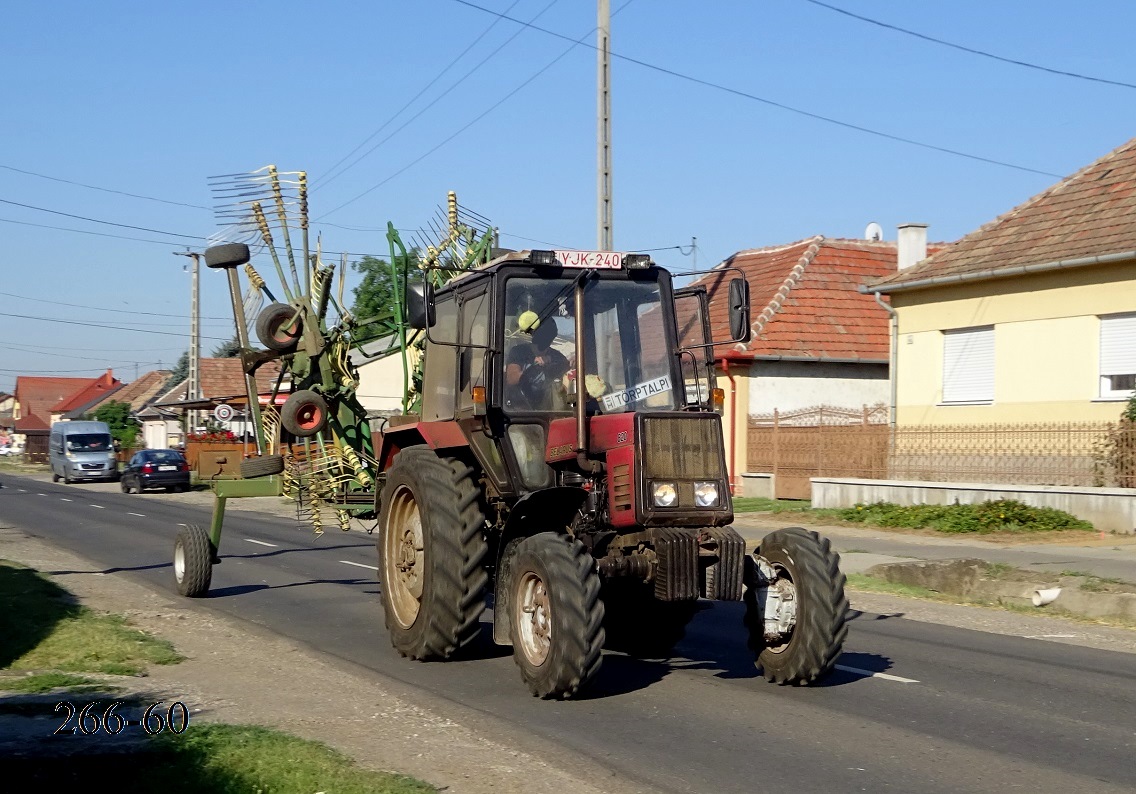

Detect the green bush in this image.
[836,499,1092,534]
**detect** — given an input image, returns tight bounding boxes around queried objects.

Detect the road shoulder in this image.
[0,524,642,794]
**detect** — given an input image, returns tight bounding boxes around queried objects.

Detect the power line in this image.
[801,0,1136,90]
[2,341,182,353]
[315,0,558,191]
[6,342,170,364]
[0,215,188,246]
[315,0,529,189]
[0,312,229,340]
[0,364,164,374]
[0,290,233,321]
[450,0,1061,179]
[0,163,212,209]
[0,198,205,240]
[320,2,638,219]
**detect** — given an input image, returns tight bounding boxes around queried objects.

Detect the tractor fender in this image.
[491,486,588,646]
[378,420,470,472]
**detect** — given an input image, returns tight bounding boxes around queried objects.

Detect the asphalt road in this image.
[2,471,1135,793]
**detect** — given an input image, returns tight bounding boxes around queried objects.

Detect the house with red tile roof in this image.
[689,231,945,491]
[14,371,122,433]
[864,135,1136,425]
[144,358,290,444]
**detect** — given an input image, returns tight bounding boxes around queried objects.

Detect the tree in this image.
[165,350,189,392]
[90,400,140,449]
[350,251,420,344]
[212,336,241,357]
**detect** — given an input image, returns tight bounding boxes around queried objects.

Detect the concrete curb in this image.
[865,558,1136,624]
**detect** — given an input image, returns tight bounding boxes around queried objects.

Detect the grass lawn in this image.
[4,723,435,792]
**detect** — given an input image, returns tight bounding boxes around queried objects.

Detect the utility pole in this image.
[174,250,202,434]
[597,0,612,250]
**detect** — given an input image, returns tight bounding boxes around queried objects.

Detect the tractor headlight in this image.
[652,482,678,507]
[694,481,720,508]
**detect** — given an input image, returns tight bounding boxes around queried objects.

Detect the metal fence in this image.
[746,407,1136,498]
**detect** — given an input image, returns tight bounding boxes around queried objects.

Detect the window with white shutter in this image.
[942,327,994,404]
[1100,313,1136,399]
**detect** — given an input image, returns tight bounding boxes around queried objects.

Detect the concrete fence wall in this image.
[811,477,1136,534]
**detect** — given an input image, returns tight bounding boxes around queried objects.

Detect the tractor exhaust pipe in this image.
[575,275,602,473]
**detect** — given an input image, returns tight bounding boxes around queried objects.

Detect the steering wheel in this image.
[518,362,549,407]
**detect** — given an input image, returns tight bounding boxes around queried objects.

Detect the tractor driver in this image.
[505,311,570,410]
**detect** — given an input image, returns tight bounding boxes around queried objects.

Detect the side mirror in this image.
[406,281,436,329]
[728,278,751,342]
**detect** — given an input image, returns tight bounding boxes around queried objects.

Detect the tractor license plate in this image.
[158,465,177,471]
[555,250,624,269]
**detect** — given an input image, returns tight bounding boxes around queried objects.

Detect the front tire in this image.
[744,527,848,685]
[510,532,605,699]
[174,524,214,597]
[378,448,489,660]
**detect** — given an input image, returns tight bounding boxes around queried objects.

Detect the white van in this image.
[49,421,119,483]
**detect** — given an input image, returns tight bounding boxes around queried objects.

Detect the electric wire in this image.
[314,0,530,189]
[0,290,233,321]
[1,312,229,340]
[315,0,559,191]
[801,0,1136,90]
[318,1,639,219]
[0,163,212,208]
[0,198,205,240]
[449,0,1061,179]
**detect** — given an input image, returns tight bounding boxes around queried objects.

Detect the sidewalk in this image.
[732,513,1136,580]
[733,512,1136,623]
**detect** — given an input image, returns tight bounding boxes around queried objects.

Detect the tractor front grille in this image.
[641,414,725,481]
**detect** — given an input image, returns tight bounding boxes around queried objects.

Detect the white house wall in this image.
[746,360,888,414]
[356,353,412,414]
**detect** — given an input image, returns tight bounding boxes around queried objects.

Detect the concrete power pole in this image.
[597,0,612,251]
[174,250,202,433]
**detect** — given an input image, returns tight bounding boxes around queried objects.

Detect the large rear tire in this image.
[510,532,605,699]
[174,524,214,597]
[744,527,848,685]
[603,582,697,659]
[378,448,489,660]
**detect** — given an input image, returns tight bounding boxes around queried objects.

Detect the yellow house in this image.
[866,137,1136,425]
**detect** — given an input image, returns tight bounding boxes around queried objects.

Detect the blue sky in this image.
[2,0,1135,393]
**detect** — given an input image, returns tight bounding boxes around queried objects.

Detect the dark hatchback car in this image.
[120,449,191,494]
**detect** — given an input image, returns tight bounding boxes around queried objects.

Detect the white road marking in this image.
[18,489,27,492]
[835,665,920,684]
[38,493,46,496]
[60,498,73,502]
[128,512,146,517]
[340,560,378,571]
[89,504,105,509]
[1024,634,1077,639]
[244,538,277,547]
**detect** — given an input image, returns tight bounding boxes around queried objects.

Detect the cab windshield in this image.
[502,274,677,414]
[66,434,113,452]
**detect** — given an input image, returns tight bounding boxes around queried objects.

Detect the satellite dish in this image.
[864,222,884,242]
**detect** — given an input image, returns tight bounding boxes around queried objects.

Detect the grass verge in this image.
[4,723,436,792]
[0,559,181,674]
[736,496,1097,535]
[0,558,436,792]
[846,572,1136,629]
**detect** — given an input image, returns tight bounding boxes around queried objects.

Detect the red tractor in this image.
[376,248,848,698]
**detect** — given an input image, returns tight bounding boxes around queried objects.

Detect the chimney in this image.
[897,223,928,270]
